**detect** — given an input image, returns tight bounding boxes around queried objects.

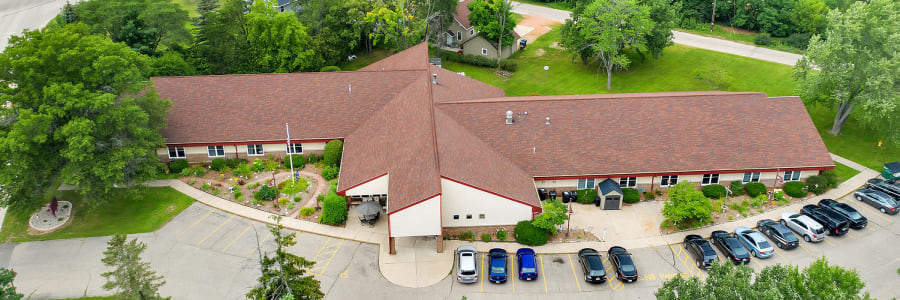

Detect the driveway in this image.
[0,0,79,52]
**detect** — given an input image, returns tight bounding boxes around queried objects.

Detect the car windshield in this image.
[521,267,536,273]
[847,211,863,219]
[491,265,505,274]
[782,231,798,241]
[883,196,899,206]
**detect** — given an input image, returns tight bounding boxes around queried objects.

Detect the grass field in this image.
[338,48,395,71]
[833,162,861,184]
[677,26,805,54]
[0,187,195,243]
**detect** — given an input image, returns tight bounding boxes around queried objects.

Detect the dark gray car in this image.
[854,188,900,214]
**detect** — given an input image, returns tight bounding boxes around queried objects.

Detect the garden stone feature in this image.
[29,200,72,232]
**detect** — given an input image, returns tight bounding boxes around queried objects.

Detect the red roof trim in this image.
[388,193,442,215]
[441,176,540,209]
[336,173,388,196]
[166,139,339,148]
[532,166,835,181]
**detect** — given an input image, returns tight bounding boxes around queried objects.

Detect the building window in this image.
[247,144,264,156]
[453,215,459,220]
[577,178,595,190]
[481,48,488,55]
[469,29,474,36]
[619,177,636,188]
[466,214,472,219]
[286,143,302,154]
[784,171,801,182]
[456,31,461,41]
[701,174,719,185]
[207,145,225,157]
[742,172,760,183]
[168,147,185,159]
[660,175,679,187]
[479,214,485,219]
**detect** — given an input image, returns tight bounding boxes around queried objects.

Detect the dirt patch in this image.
[534,48,546,57]
[716,24,756,35]
[549,42,563,50]
[517,14,562,42]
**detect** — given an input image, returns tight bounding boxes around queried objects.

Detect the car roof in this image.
[795,214,823,228]
[758,219,776,226]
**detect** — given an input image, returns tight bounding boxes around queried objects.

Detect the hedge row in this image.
[319,194,347,225]
[575,189,597,204]
[745,182,767,197]
[702,184,727,199]
[514,220,548,246]
[622,188,640,204]
[439,50,518,71]
[784,181,807,198]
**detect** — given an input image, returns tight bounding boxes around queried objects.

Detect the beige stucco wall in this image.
[158,141,327,163]
[389,195,442,237]
[440,179,533,227]
[344,174,389,196]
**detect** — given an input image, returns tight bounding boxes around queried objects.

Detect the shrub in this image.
[210,158,227,171]
[169,159,189,174]
[820,170,838,188]
[751,194,766,208]
[254,185,278,201]
[283,154,306,169]
[234,191,242,199]
[514,221,548,246]
[323,140,344,166]
[317,194,325,202]
[201,183,211,190]
[458,230,474,241]
[481,233,492,243]
[226,158,247,169]
[188,179,196,185]
[784,181,807,198]
[753,32,773,45]
[622,188,640,203]
[300,207,315,217]
[745,182,767,197]
[805,175,829,195]
[644,192,656,200]
[263,159,280,171]
[730,181,745,196]
[496,228,507,241]
[319,194,347,225]
[319,66,341,72]
[212,189,220,196]
[293,196,301,202]
[702,184,727,199]
[321,165,339,180]
[498,59,517,72]
[784,32,812,49]
[575,189,597,204]
[251,159,265,172]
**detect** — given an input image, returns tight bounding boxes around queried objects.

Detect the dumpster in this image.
[883,162,900,180]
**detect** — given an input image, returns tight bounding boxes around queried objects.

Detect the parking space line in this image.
[797,242,814,256]
[198,214,234,245]
[511,254,515,293]
[309,239,345,275]
[751,258,763,268]
[774,249,789,264]
[176,209,213,238]
[669,244,693,277]
[222,223,252,253]
[480,253,485,292]
[846,232,857,240]
[246,231,273,258]
[539,255,547,294]
[823,238,837,247]
[677,245,695,277]
[567,254,582,292]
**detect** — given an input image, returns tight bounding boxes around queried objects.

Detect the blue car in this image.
[516,248,538,280]
[488,248,508,283]
[735,226,774,258]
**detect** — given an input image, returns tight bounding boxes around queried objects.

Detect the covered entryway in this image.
[596,179,623,210]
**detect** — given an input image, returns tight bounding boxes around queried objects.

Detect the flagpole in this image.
[286,123,295,184]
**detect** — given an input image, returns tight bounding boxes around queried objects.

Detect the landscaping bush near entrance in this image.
[254,186,277,201]
[622,188,640,203]
[321,165,339,180]
[745,182,767,197]
[168,159,188,174]
[575,189,597,204]
[784,181,807,198]
[323,140,343,167]
[319,194,347,225]
[805,176,829,195]
[820,170,839,188]
[702,184,727,199]
[730,181,745,196]
[514,221,548,246]
[210,158,227,171]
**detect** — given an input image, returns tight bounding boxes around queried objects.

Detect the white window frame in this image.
[660,175,679,187]
[784,171,801,182]
[456,31,461,41]
[742,172,761,183]
[168,147,185,159]
[247,144,264,156]
[619,177,637,188]
[481,48,488,55]
[207,145,225,157]
[286,143,303,154]
[701,174,719,185]
[577,178,595,190]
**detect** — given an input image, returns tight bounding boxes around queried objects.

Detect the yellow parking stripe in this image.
[774,249,789,264]
[222,224,252,253]
[846,232,858,240]
[176,209,213,238]
[246,231,273,258]
[480,253,485,292]
[309,239,344,275]
[511,254,515,293]
[751,258,763,268]
[797,242,814,256]
[567,254,582,292]
[539,255,548,294]
[198,214,234,245]
[823,238,837,247]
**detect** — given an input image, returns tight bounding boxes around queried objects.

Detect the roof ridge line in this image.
[437,91,765,104]
[342,77,422,137]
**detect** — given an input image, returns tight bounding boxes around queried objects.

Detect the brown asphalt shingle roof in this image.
[454,0,475,29]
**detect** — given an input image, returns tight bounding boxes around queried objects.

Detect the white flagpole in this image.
[286,123,295,184]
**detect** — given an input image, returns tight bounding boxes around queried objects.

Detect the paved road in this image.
[0,0,79,52]
[510,1,802,66]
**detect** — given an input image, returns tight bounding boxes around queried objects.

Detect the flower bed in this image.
[180,162,318,216]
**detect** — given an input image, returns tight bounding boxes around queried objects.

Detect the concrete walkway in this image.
[830,152,874,171]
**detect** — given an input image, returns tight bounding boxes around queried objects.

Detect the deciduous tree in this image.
[662,182,712,227]
[794,0,899,140]
[637,0,680,59]
[467,0,517,64]
[0,268,23,300]
[531,199,568,232]
[246,0,319,73]
[365,0,426,51]
[101,234,168,299]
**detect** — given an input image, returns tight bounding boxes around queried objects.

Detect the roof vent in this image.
[533,147,536,153]
[545,117,550,125]
[348,84,352,95]
[505,110,514,124]
[432,73,438,85]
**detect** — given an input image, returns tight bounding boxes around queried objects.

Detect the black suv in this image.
[818,199,867,229]
[711,230,750,265]
[800,204,849,236]
[682,235,719,269]
[577,248,607,283]
[756,219,799,249]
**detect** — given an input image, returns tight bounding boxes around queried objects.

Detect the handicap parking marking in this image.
[222,223,253,253]
[198,214,235,245]
[246,231,274,258]
[539,254,548,294]
[566,254,582,292]
[668,244,695,277]
[176,209,213,239]
[309,238,345,276]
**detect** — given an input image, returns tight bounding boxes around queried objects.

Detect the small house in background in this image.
[596,179,623,210]
[445,0,520,60]
[276,0,298,12]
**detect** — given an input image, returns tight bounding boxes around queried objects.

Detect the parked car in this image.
[516,248,538,280]
[682,234,719,269]
[456,245,478,283]
[710,230,751,265]
[734,226,774,258]
[854,188,900,215]
[608,246,639,282]
[801,204,850,236]
[819,199,867,229]
[757,219,799,249]
[866,179,900,198]
[577,248,607,283]
[488,248,508,283]
[780,211,826,242]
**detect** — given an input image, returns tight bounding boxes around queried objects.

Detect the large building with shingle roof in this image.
[152,43,834,254]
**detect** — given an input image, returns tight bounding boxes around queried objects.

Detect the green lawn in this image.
[808,105,898,171]
[0,187,195,243]
[833,162,861,184]
[677,26,805,54]
[338,48,395,71]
